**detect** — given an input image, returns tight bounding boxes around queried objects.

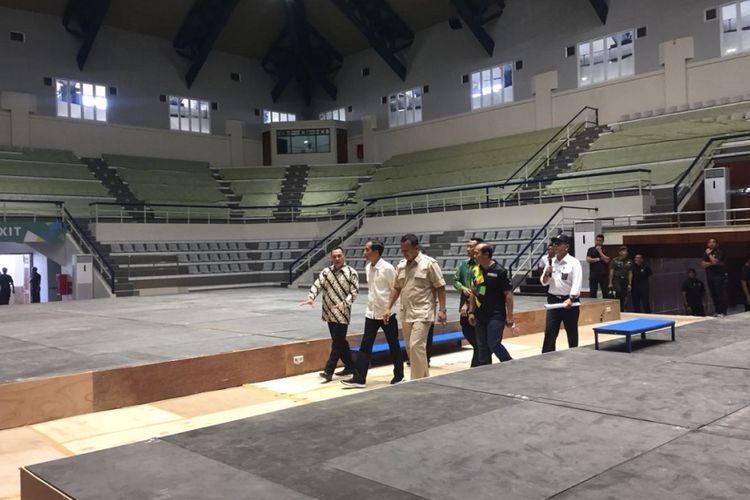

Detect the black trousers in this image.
[324,322,354,375]
[688,301,705,317]
[542,294,580,353]
[353,315,404,383]
[589,273,608,299]
[0,290,9,306]
[31,288,40,304]
[459,315,479,367]
[631,286,650,313]
[707,274,728,315]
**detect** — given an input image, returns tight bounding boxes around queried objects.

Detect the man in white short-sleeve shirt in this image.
[540,233,582,353]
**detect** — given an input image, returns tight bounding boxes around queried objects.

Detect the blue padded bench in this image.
[593,318,676,353]
[351,331,464,354]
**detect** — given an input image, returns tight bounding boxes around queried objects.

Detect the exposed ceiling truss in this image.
[588,0,609,24]
[62,0,111,71]
[173,0,241,88]
[330,0,414,81]
[448,0,505,57]
[263,0,343,105]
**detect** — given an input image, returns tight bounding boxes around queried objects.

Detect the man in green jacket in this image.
[453,236,483,367]
[609,245,633,312]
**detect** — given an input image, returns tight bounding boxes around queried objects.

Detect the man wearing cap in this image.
[540,234,582,353]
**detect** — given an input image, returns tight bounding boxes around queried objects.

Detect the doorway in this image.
[0,253,31,305]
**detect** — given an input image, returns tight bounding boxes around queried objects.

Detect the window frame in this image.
[720,0,750,56]
[469,62,515,111]
[577,29,635,87]
[319,107,346,121]
[387,87,423,128]
[55,78,108,122]
[263,109,297,124]
[168,96,210,134]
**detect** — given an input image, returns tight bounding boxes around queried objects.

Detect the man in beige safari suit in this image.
[384,233,447,380]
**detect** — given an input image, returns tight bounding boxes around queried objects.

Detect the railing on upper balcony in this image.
[88,200,363,224]
[596,207,750,230]
[672,131,750,211]
[363,168,652,217]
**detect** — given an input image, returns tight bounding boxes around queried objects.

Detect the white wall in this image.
[91,220,342,243]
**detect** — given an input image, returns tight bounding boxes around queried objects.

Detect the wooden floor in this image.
[1,313,704,500]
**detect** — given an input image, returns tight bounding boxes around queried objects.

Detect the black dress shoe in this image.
[334,368,353,377]
[390,376,405,385]
[319,372,332,383]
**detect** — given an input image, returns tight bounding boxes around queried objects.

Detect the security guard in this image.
[540,234,582,353]
[609,245,633,312]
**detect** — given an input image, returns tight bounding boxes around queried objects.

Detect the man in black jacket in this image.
[701,237,727,317]
[631,254,652,313]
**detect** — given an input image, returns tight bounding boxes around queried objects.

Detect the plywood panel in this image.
[20,467,71,500]
[91,346,287,411]
[0,374,93,431]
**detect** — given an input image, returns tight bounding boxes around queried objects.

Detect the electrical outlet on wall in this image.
[293,355,304,365]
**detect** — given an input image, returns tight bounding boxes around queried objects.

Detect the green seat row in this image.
[103,154,209,173]
[0,176,110,197]
[231,179,283,195]
[307,164,377,178]
[218,166,287,180]
[0,147,80,164]
[0,161,95,180]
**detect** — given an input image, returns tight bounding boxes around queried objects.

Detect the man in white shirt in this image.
[540,233,582,353]
[342,240,404,388]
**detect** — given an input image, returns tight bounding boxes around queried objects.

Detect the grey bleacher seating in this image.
[220,263,231,273]
[273,261,284,271]
[179,243,190,251]
[268,241,278,250]
[230,253,239,261]
[157,243,169,252]
[282,251,291,259]
[210,264,221,273]
[168,243,179,252]
[111,243,122,253]
[290,241,299,249]
[199,253,210,262]
[146,243,157,252]
[228,242,238,250]
[279,241,289,250]
[188,265,198,274]
[240,263,250,272]
[218,242,229,251]
[199,242,209,251]
[122,243,134,252]
[263,262,273,271]
[209,242,219,251]
[188,254,199,262]
[178,254,188,263]
[258,241,268,250]
[199,264,209,273]
[133,243,145,252]
[230,263,240,272]
[261,251,270,260]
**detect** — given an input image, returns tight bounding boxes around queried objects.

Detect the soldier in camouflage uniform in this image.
[608,245,633,312]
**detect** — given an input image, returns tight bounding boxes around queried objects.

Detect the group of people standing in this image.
[0,266,42,306]
[588,234,746,317]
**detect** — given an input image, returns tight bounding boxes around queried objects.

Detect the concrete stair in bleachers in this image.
[275,164,309,220]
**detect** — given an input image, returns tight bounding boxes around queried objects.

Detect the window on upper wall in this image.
[578,30,634,87]
[470,63,514,110]
[263,110,296,124]
[56,79,107,121]
[319,107,346,121]
[169,96,210,134]
[388,87,422,128]
[721,1,750,55]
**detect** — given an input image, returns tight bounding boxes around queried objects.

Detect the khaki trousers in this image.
[402,320,431,380]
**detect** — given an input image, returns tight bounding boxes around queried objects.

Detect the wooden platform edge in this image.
[20,467,73,500]
[0,300,620,430]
